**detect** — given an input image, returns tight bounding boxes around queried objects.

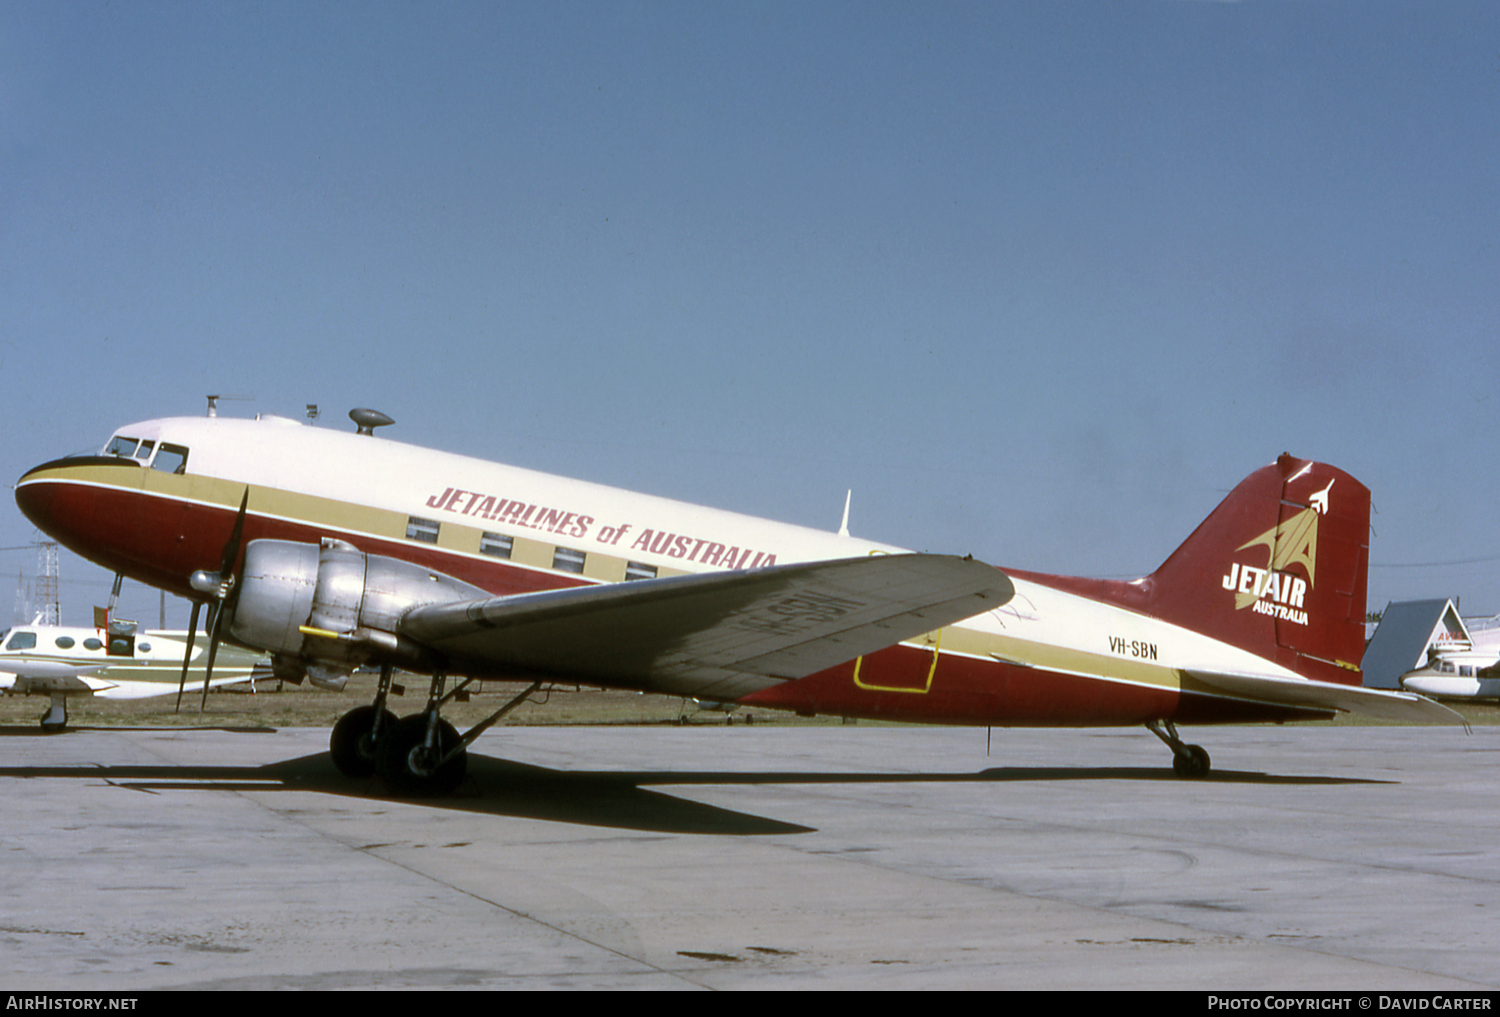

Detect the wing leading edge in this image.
[401,553,1014,701]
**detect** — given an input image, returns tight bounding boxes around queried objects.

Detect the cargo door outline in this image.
[852,627,944,694]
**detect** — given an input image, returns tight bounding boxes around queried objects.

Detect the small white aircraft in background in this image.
[0,620,270,728]
[1400,618,1500,700]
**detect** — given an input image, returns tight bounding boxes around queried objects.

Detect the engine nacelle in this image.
[229,538,488,678]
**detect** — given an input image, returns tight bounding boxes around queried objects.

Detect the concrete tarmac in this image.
[1,721,1496,990]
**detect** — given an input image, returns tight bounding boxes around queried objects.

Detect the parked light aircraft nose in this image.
[1400,658,1500,700]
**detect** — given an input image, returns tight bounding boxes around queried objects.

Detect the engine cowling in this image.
[229,538,488,684]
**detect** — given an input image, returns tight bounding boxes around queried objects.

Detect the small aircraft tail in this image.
[1141,454,1370,686]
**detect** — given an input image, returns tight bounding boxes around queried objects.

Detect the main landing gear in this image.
[328,664,541,797]
[1146,719,1211,778]
[40,693,69,732]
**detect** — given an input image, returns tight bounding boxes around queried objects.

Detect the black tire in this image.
[1172,744,1211,778]
[376,714,467,797]
[330,705,397,778]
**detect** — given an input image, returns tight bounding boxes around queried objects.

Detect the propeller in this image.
[173,600,201,713]
[177,489,250,715]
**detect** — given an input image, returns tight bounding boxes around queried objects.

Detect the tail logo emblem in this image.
[1218,480,1332,626]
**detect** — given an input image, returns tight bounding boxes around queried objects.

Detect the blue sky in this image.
[1,1,1496,628]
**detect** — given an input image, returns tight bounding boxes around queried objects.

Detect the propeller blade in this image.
[200,602,225,715]
[175,600,202,714]
[199,490,251,716]
[220,489,250,577]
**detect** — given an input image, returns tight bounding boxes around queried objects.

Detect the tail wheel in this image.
[376,714,467,797]
[1172,744,1211,778]
[1146,720,1213,779]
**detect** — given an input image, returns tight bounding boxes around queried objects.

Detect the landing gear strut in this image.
[1146,720,1211,778]
[377,713,467,797]
[40,694,68,732]
[328,665,543,797]
[328,664,397,778]
[371,669,468,796]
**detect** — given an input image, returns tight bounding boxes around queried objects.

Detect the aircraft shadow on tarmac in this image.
[0,734,1392,836]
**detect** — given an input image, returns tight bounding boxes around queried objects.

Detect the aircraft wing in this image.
[0,669,266,699]
[1182,669,1466,725]
[0,671,100,695]
[400,553,1013,701]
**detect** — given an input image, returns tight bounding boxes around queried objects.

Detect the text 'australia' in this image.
[1221,563,1309,626]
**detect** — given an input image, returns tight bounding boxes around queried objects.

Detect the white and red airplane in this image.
[14,409,1458,793]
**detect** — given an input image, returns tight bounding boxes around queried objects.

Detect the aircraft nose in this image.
[15,467,57,532]
[14,456,105,556]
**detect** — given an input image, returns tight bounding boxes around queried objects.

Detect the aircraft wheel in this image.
[39,697,68,732]
[1172,744,1211,779]
[376,714,467,797]
[330,706,397,778]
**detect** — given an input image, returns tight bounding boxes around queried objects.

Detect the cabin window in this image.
[5,631,36,651]
[83,638,103,651]
[152,443,189,474]
[54,636,75,649]
[105,436,139,458]
[406,516,440,543]
[625,561,657,581]
[138,642,151,653]
[480,532,513,558]
[553,547,586,574]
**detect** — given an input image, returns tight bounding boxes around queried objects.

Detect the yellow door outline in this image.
[852,627,943,694]
[849,548,943,694]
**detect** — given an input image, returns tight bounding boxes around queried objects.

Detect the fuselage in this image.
[15,415,1336,725]
[1400,650,1500,701]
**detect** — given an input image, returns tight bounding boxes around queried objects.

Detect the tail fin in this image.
[1145,454,1370,686]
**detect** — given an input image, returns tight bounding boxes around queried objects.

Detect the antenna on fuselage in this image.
[838,490,852,538]
[205,394,252,417]
[349,408,395,436]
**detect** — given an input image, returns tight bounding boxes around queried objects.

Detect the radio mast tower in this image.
[35,540,59,626]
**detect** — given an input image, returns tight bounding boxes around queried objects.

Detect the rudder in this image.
[1144,454,1370,686]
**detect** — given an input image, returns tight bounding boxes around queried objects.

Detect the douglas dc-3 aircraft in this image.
[14,409,1458,794]
[0,621,268,728]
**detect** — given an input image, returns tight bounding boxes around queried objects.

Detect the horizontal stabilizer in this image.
[1184,669,1466,726]
[402,553,1013,701]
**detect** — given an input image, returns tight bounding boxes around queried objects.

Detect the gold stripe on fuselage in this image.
[24,460,1194,698]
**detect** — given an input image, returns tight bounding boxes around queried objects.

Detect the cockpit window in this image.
[105,436,140,458]
[152,443,189,474]
[134,440,155,461]
[5,631,36,651]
